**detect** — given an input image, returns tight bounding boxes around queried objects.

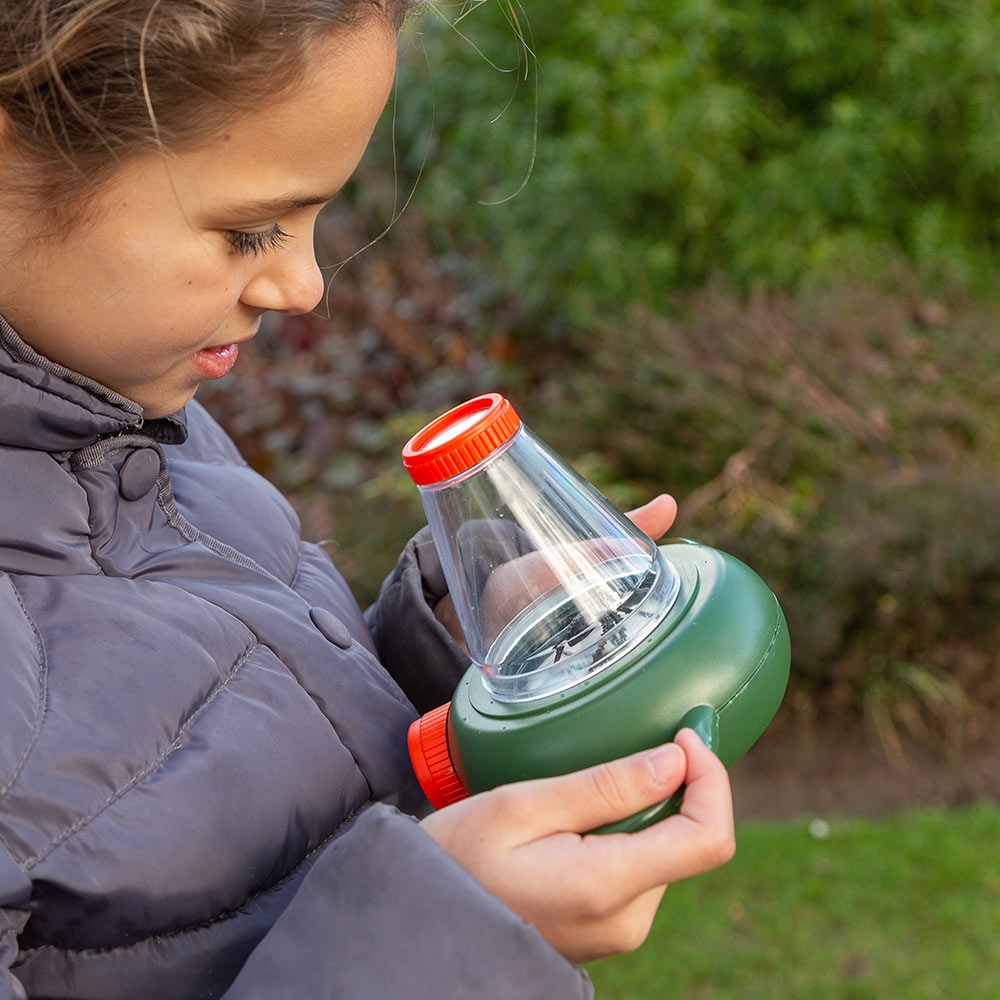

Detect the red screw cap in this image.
[407,702,469,810]
[402,393,521,487]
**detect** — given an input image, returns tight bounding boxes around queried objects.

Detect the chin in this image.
[140,392,197,421]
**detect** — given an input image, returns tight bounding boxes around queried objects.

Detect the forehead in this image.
[168,21,397,206]
[30,19,398,236]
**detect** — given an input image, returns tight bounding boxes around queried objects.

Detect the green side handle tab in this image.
[677,704,720,753]
[590,704,721,835]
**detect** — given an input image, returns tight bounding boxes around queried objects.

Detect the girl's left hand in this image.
[434,493,678,645]
[622,492,677,541]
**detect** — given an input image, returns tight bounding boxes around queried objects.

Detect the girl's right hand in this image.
[419,727,735,963]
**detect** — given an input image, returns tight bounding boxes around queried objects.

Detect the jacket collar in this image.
[0,315,188,451]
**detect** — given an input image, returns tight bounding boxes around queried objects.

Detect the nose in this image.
[240,235,325,316]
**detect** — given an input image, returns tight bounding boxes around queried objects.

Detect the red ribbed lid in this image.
[407,702,469,810]
[402,393,521,486]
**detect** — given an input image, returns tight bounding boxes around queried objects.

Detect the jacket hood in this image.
[0,315,187,450]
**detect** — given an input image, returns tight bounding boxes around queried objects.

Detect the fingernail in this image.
[645,743,684,784]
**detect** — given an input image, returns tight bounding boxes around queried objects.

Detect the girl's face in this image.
[0,19,397,420]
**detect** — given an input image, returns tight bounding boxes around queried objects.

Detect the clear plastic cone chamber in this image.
[403,393,680,702]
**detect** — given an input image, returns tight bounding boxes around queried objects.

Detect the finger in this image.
[567,728,732,901]
[433,593,468,651]
[673,727,735,838]
[626,493,677,540]
[497,741,689,840]
[557,883,669,964]
[604,728,734,889]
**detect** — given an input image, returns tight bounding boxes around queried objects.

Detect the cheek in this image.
[107,224,247,329]
[126,225,233,288]
[160,255,244,317]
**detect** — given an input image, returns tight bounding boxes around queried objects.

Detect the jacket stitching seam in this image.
[0,577,49,834]
[73,438,277,581]
[155,467,283,581]
[24,641,258,870]
[17,804,371,957]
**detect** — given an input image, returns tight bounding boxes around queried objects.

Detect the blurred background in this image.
[198,2,1000,994]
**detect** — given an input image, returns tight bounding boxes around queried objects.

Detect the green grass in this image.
[587,804,1000,999]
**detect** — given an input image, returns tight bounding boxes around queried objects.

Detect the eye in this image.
[225,224,292,258]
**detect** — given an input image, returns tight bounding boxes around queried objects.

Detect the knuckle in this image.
[571,873,616,922]
[702,826,737,869]
[617,911,656,954]
[480,783,524,821]
[602,908,657,955]
[483,780,550,834]
[585,761,633,818]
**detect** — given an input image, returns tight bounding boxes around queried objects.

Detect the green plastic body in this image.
[446,540,791,832]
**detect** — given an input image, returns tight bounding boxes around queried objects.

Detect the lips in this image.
[192,342,239,379]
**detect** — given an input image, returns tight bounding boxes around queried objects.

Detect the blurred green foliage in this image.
[363,0,1000,736]
[388,0,1000,327]
[520,280,1000,745]
[203,1,1000,738]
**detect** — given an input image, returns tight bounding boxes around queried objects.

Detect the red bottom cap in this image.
[407,702,468,810]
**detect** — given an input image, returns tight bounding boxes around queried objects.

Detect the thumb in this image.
[522,743,688,836]
[626,494,677,541]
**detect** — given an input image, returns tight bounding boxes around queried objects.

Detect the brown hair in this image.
[0,0,414,212]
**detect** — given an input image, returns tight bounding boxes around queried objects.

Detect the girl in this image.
[0,2,735,997]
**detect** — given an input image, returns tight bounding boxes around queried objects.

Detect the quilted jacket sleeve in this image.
[222,804,594,1000]
[0,845,30,1000]
[365,522,537,713]
[364,526,471,714]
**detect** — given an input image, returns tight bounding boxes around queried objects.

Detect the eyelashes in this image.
[225,224,292,258]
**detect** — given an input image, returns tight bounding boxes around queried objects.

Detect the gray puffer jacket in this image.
[0,317,593,1000]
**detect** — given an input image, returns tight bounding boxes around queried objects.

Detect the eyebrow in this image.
[216,191,341,220]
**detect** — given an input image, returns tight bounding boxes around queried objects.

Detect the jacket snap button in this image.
[118,449,161,501]
[309,607,353,649]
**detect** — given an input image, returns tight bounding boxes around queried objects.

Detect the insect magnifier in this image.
[404,393,790,831]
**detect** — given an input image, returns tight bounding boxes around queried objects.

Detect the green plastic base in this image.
[446,540,791,832]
